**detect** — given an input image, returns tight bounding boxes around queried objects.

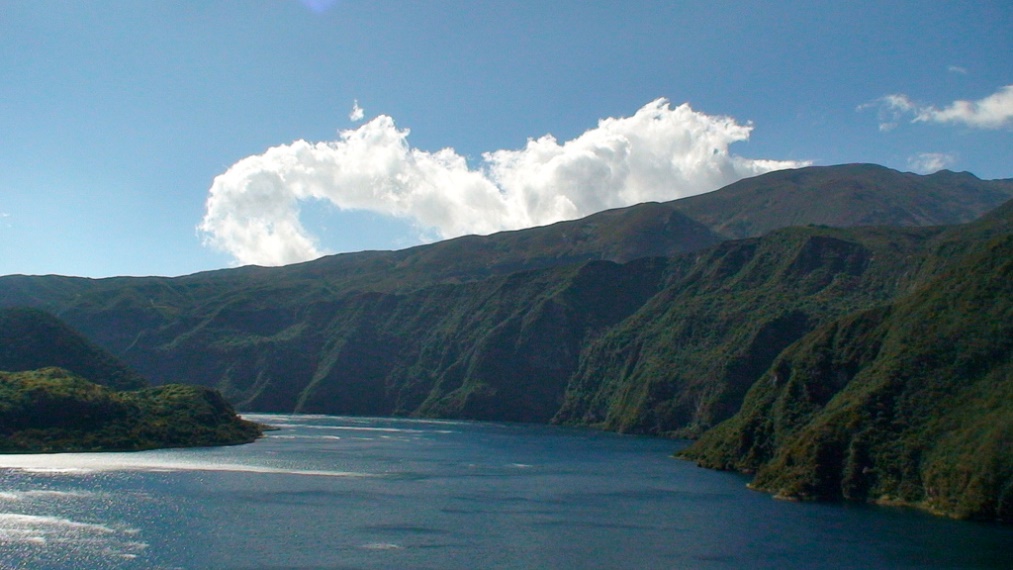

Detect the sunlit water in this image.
[0,414,1010,569]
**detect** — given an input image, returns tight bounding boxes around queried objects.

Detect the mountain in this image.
[678,205,1013,522]
[1,163,1010,518]
[0,308,262,452]
[670,164,1013,239]
[1,164,1009,411]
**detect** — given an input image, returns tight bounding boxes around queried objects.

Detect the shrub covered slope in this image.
[679,207,1013,522]
[0,309,262,452]
[0,367,262,452]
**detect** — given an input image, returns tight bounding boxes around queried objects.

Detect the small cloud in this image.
[857,94,915,131]
[907,152,956,174]
[862,85,1013,130]
[947,65,968,75]
[349,100,364,122]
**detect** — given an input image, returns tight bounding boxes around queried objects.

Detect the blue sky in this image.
[1,0,1010,277]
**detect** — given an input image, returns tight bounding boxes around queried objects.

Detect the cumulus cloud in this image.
[907,152,956,174]
[199,98,809,266]
[863,85,1013,130]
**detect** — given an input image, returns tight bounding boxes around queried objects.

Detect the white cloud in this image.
[349,100,364,122]
[907,152,956,174]
[914,85,1013,129]
[947,65,968,75]
[864,85,1013,130]
[857,94,913,132]
[198,98,809,266]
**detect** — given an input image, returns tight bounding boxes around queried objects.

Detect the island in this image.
[0,308,263,452]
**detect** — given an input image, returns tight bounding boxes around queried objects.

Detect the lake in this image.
[0,414,1010,569]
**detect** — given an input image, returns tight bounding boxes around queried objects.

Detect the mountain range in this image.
[1,163,1011,520]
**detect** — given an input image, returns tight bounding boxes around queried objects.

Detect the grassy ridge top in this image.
[671,164,1013,239]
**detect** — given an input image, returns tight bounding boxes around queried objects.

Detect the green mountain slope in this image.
[0,309,262,452]
[679,227,1013,522]
[0,307,146,390]
[116,257,667,422]
[553,224,941,437]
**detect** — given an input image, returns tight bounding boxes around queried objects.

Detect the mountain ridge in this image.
[2,164,1010,416]
[2,163,1010,519]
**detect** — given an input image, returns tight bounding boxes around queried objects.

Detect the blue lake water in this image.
[0,414,1010,569]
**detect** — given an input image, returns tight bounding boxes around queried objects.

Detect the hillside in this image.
[552,224,941,437]
[0,307,146,391]
[670,164,1013,239]
[679,224,1013,522]
[0,308,262,452]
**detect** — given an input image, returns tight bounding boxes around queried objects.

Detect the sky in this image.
[1,0,1010,278]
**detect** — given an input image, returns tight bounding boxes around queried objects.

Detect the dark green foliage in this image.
[286,258,669,422]
[680,233,1013,522]
[0,307,146,390]
[554,225,935,437]
[0,368,262,452]
[0,309,261,452]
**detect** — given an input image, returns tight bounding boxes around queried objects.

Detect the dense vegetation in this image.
[0,308,262,452]
[1,163,1011,519]
[679,224,1013,522]
[0,367,262,452]
[553,224,938,436]
[1,307,146,390]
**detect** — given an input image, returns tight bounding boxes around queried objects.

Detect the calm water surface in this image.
[0,414,1009,569]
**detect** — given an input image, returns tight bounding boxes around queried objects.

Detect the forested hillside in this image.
[0,308,262,452]
[1,164,1011,518]
[680,205,1013,522]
